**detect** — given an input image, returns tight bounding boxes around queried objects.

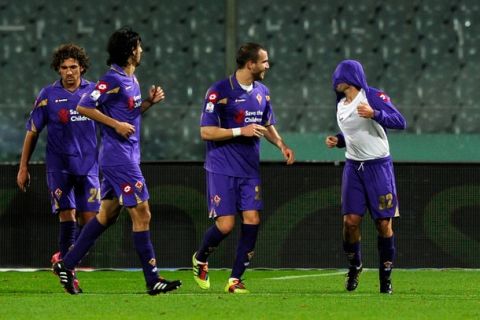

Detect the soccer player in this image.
[192,42,295,293]
[325,59,406,294]
[52,27,181,295]
[17,44,99,280]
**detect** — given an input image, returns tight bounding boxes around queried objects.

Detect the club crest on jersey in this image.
[207,92,218,103]
[121,183,134,195]
[256,93,262,105]
[205,102,215,113]
[377,92,390,102]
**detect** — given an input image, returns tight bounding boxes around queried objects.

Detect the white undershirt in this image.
[336,89,390,161]
[239,83,253,92]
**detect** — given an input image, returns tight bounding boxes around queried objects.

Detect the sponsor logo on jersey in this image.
[205,102,214,113]
[234,109,245,124]
[58,108,69,124]
[244,110,263,123]
[54,98,68,103]
[128,95,142,110]
[235,98,246,103]
[207,92,218,103]
[121,183,134,195]
[95,81,108,93]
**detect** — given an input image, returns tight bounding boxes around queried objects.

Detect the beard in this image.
[252,70,265,81]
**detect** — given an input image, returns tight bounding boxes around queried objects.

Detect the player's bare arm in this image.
[325,135,338,148]
[357,102,374,118]
[77,105,135,139]
[17,130,39,192]
[200,124,267,141]
[141,85,165,113]
[264,125,295,165]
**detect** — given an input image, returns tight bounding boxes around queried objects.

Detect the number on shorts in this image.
[88,188,100,203]
[378,193,393,210]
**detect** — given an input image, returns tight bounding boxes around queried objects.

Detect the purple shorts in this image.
[206,171,263,218]
[100,164,149,207]
[341,156,400,220]
[47,172,100,214]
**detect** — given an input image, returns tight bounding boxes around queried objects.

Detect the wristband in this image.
[232,128,241,137]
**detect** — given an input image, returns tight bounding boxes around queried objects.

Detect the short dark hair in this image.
[50,43,89,75]
[106,26,142,67]
[236,42,266,68]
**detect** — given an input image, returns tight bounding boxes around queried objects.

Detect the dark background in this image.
[1,162,478,269]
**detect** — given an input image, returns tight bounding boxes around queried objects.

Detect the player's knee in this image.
[344,221,359,234]
[216,221,234,235]
[243,216,260,225]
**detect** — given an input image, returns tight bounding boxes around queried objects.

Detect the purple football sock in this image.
[59,221,76,258]
[378,235,395,280]
[196,224,228,262]
[231,224,259,279]
[343,241,362,268]
[133,231,159,287]
[63,218,106,270]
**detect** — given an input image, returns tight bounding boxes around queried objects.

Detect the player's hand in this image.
[241,124,267,137]
[325,135,338,148]
[357,102,374,118]
[17,167,30,192]
[282,147,295,165]
[148,85,165,105]
[115,121,135,139]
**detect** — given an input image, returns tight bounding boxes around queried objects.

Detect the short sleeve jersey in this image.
[200,73,276,178]
[26,79,98,175]
[78,64,143,167]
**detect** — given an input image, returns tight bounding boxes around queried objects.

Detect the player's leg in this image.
[341,161,366,291]
[75,175,100,239]
[376,218,394,294]
[226,177,263,294]
[364,158,398,294]
[53,173,118,294]
[115,164,180,295]
[47,172,77,263]
[127,201,181,294]
[193,172,237,289]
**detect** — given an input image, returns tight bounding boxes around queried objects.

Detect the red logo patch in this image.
[95,81,108,93]
[377,92,390,102]
[121,183,133,195]
[234,109,245,124]
[127,97,135,110]
[58,108,69,124]
[208,92,218,103]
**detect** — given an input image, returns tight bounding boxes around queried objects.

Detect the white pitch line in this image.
[266,271,346,280]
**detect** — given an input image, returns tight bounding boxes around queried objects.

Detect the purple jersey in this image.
[26,79,98,175]
[78,64,143,167]
[200,73,276,178]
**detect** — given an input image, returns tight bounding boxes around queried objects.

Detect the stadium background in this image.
[0,0,479,268]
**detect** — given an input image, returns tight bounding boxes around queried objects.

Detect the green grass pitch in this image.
[1,269,479,319]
